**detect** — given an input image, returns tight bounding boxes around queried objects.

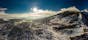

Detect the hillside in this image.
[0,7,88,40]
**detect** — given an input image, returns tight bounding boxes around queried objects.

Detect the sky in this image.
[0,0,88,13]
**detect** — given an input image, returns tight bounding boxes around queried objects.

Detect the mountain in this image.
[0,7,88,40]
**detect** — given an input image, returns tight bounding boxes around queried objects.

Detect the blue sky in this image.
[0,0,88,13]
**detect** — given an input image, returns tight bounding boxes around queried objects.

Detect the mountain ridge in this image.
[0,7,88,40]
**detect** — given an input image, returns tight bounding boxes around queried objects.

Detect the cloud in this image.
[0,7,57,20]
[0,7,80,20]
[81,9,88,12]
[57,7,80,13]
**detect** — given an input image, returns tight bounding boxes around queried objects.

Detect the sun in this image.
[31,7,44,13]
[31,7,38,12]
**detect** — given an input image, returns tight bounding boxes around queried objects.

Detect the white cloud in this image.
[0,7,57,20]
[0,7,80,20]
[81,9,88,12]
[57,7,80,13]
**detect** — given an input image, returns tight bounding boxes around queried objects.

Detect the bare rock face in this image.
[70,33,88,40]
[32,7,88,40]
[0,7,88,40]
